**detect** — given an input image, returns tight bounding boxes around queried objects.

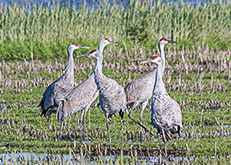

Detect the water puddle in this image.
[222,125,230,129]
[0,103,37,112]
[92,154,197,164]
[0,104,7,112]
[144,156,197,164]
[0,152,86,165]
[0,0,205,10]
[0,152,197,164]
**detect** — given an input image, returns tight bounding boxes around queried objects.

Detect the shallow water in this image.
[145,155,197,164]
[0,105,7,112]
[0,0,217,8]
[0,151,196,164]
[0,152,75,164]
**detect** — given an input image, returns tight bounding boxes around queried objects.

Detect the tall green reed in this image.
[0,0,231,60]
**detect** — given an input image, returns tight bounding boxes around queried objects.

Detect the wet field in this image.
[0,45,230,164]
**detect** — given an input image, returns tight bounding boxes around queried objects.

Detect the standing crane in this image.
[57,38,118,141]
[124,38,176,135]
[140,55,183,156]
[38,43,89,122]
[76,49,126,152]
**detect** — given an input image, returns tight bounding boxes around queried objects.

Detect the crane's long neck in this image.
[153,64,167,95]
[94,55,104,81]
[158,43,165,76]
[64,47,74,76]
[98,43,106,54]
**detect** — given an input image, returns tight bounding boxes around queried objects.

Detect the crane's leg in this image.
[82,110,87,142]
[105,113,112,152]
[162,128,168,157]
[139,101,148,142]
[59,121,63,139]
[80,110,85,143]
[128,103,153,136]
[177,125,181,137]
[140,101,148,132]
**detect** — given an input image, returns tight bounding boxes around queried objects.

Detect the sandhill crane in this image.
[140,55,183,156]
[57,38,118,141]
[38,43,89,122]
[125,38,177,135]
[76,49,126,152]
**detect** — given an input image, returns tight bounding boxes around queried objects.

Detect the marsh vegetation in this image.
[1,44,231,164]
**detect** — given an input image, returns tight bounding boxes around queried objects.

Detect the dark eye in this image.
[71,43,78,46]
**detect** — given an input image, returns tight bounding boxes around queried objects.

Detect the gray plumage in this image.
[125,38,177,135]
[57,73,98,122]
[77,49,126,152]
[57,38,118,140]
[140,55,183,156]
[57,73,98,140]
[37,43,89,122]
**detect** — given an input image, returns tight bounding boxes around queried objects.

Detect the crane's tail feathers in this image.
[178,130,181,138]
[177,125,181,137]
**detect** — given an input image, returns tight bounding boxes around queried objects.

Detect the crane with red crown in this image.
[57,38,118,141]
[124,38,178,137]
[38,43,89,122]
[76,48,126,152]
[140,53,183,156]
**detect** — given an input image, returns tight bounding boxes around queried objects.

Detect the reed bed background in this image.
[0,0,231,60]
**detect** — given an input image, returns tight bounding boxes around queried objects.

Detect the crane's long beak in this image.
[110,41,119,45]
[78,45,90,49]
[140,59,152,65]
[167,40,178,44]
[76,53,94,58]
[76,53,89,58]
